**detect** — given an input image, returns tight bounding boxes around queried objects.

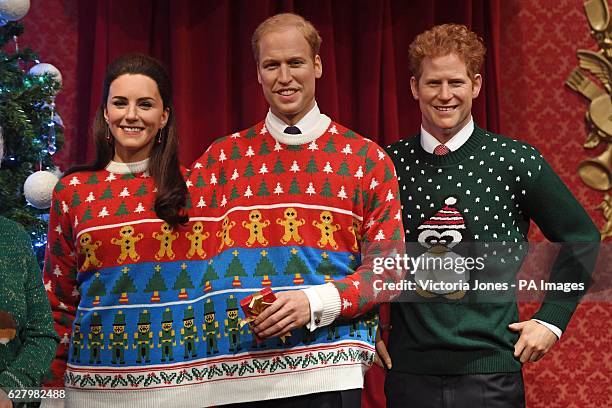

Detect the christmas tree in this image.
[225,250,248,287]
[316,252,337,283]
[201,260,219,292]
[86,272,106,306]
[285,248,310,284]
[173,263,195,299]
[253,250,277,286]
[0,17,64,261]
[144,264,168,302]
[111,267,138,304]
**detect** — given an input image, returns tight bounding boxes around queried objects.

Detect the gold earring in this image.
[157,128,163,144]
[105,125,111,142]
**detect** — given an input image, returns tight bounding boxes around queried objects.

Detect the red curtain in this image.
[71,0,501,167]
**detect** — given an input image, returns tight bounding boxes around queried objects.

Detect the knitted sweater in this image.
[0,216,58,393]
[186,119,403,405]
[386,126,599,375]
[43,160,220,408]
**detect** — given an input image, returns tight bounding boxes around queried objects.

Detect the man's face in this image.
[256,27,322,125]
[411,53,482,143]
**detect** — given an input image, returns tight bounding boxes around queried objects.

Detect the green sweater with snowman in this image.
[386,126,599,374]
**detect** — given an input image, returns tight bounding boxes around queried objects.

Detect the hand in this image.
[373,326,392,369]
[253,290,311,339]
[0,388,12,408]
[509,320,558,363]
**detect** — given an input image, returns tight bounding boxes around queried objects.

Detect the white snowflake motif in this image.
[85,192,95,203]
[69,176,81,186]
[369,178,379,190]
[341,144,353,155]
[323,162,333,174]
[196,196,206,208]
[245,146,255,157]
[329,125,338,134]
[134,203,145,213]
[193,162,203,169]
[230,132,240,139]
[308,141,319,151]
[273,140,283,151]
[244,185,253,198]
[515,176,521,182]
[62,201,69,214]
[220,195,227,207]
[231,169,239,180]
[527,171,532,177]
[342,298,353,310]
[53,265,62,277]
[260,125,268,135]
[354,166,364,179]
[486,187,491,193]
[290,161,300,173]
[377,149,385,160]
[520,157,525,163]
[105,173,116,182]
[218,149,227,162]
[119,187,130,198]
[259,163,269,174]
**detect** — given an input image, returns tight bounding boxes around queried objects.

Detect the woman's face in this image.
[104,74,169,163]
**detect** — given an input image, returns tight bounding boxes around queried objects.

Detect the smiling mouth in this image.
[277,88,298,96]
[434,105,458,111]
[120,126,145,133]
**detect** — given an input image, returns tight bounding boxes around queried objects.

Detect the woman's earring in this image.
[157,128,163,144]
[105,124,111,142]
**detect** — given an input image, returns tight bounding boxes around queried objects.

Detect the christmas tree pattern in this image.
[173,263,195,299]
[305,156,318,173]
[273,157,285,174]
[85,174,99,184]
[86,272,106,306]
[230,142,241,160]
[323,138,337,153]
[114,202,129,216]
[285,248,310,285]
[289,178,301,195]
[225,250,248,287]
[111,267,138,304]
[243,161,255,178]
[316,252,337,283]
[99,185,113,200]
[337,160,350,176]
[257,180,270,197]
[201,260,219,292]
[320,179,333,197]
[253,250,277,286]
[144,264,167,302]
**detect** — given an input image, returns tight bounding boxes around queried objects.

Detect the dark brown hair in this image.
[65,54,188,227]
[409,24,486,80]
[252,13,322,62]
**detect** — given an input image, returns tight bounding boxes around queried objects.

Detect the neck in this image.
[113,146,152,163]
[272,100,315,126]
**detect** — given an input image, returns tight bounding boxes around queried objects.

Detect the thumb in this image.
[508,322,525,332]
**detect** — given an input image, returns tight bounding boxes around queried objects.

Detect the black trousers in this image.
[385,371,525,408]
[222,388,362,408]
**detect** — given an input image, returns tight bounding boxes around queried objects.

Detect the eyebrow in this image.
[111,96,157,102]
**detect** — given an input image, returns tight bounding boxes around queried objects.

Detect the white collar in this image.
[265,102,331,145]
[420,117,474,153]
[106,158,149,174]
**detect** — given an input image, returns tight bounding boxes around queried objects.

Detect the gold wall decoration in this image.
[566,0,612,239]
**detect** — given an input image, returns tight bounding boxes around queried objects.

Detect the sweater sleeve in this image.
[332,144,406,319]
[42,184,81,387]
[0,229,59,390]
[524,156,600,331]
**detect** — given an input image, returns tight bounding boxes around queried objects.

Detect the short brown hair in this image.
[252,13,322,62]
[409,24,486,79]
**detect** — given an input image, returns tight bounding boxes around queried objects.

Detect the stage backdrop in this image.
[17,0,611,406]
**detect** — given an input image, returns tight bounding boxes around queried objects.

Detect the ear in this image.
[471,74,482,99]
[410,76,419,100]
[256,63,262,85]
[161,107,170,128]
[314,54,322,79]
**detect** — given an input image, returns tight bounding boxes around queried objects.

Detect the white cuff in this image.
[532,319,562,339]
[302,283,341,331]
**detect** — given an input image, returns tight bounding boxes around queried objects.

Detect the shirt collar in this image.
[265,102,331,145]
[420,117,474,153]
[106,158,149,174]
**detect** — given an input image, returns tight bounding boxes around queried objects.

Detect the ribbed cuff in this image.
[311,283,341,327]
[532,302,577,332]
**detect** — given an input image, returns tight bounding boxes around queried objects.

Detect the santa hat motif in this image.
[418,197,466,230]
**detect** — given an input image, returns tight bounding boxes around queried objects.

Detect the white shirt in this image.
[418,118,562,339]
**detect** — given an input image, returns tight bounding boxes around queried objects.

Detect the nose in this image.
[278,64,292,84]
[438,83,452,101]
[126,103,138,121]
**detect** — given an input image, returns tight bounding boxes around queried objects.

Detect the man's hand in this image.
[253,290,311,339]
[0,388,12,408]
[373,326,392,369]
[509,320,558,363]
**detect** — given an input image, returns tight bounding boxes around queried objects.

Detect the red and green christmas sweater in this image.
[186,119,404,405]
